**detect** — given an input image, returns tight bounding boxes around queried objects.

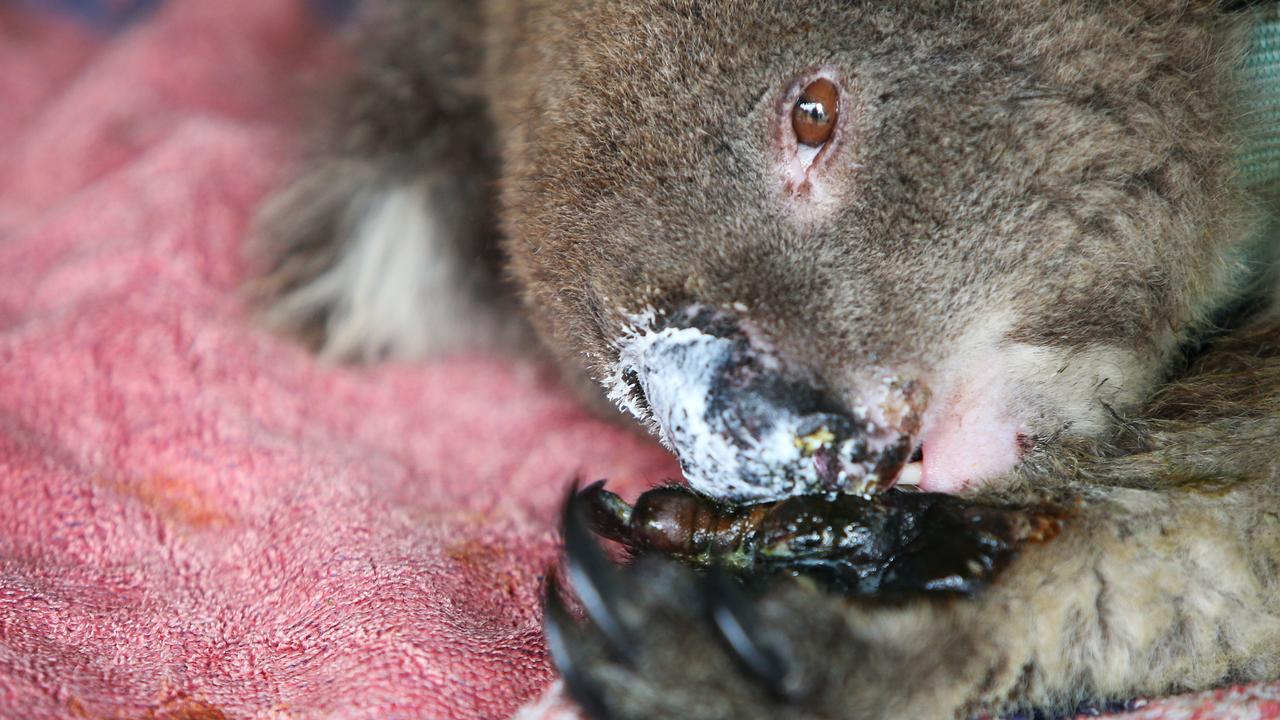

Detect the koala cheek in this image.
[913,330,1159,493]
[917,380,1025,493]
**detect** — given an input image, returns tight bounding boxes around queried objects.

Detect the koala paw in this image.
[544,489,1135,720]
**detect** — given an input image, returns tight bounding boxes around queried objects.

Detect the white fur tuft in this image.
[265,182,479,361]
[507,681,585,720]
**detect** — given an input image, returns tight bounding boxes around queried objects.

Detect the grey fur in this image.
[251,0,1280,716]
[554,320,1280,717]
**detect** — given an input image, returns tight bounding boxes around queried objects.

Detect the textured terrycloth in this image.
[0,3,1277,720]
[1239,5,1280,189]
[0,3,675,718]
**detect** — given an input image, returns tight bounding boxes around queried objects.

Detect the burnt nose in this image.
[612,307,916,501]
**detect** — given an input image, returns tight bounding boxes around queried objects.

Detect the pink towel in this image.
[0,3,1275,718]
[0,3,673,717]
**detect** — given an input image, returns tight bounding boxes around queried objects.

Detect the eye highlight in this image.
[792,78,839,147]
[774,71,854,207]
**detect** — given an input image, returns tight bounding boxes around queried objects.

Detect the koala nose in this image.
[609,307,920,501]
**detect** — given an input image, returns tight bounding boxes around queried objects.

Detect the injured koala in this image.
[250,0,1280,717]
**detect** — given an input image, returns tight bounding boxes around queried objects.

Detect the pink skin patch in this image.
[916,376,1024,493]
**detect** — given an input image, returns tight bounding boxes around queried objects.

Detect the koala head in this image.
[499,0,1255,499]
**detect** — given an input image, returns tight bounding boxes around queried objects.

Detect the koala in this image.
[251,0,1280,717]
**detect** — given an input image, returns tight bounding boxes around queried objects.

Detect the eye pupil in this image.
[792,78,839,148]
[798,100,828,123]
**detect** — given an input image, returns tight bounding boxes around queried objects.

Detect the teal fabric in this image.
[1239,6,1280,190]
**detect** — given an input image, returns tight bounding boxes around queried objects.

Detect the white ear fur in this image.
[264,182,491,361]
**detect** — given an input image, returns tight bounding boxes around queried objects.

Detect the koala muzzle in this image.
[611,308,919,501]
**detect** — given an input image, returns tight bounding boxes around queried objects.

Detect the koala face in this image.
[496,0,1252,499]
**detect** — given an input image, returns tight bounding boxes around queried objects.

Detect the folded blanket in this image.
[0,2,1275,719]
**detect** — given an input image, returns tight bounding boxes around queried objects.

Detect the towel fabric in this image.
[0,3,674,718]
[1239,5,1280,189]
[0,3,1277,719]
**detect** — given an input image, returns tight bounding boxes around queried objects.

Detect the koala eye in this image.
[776,72,851,201]
[792,78,839,147]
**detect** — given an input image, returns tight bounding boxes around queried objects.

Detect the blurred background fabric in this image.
[0,1,673,717]
[0,1,1278,719]
[12,0,355,30]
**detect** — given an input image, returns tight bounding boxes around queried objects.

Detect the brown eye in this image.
[792,78,839,147]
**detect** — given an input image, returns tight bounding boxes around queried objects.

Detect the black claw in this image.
[705,566,795,700]
[579,480,634,546]
[562,483,636,660]
[543,575,614,720]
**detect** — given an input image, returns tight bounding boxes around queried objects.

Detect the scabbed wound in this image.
[615,324,818,500]
[581,482,1070,599]
[608,310,910,501]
